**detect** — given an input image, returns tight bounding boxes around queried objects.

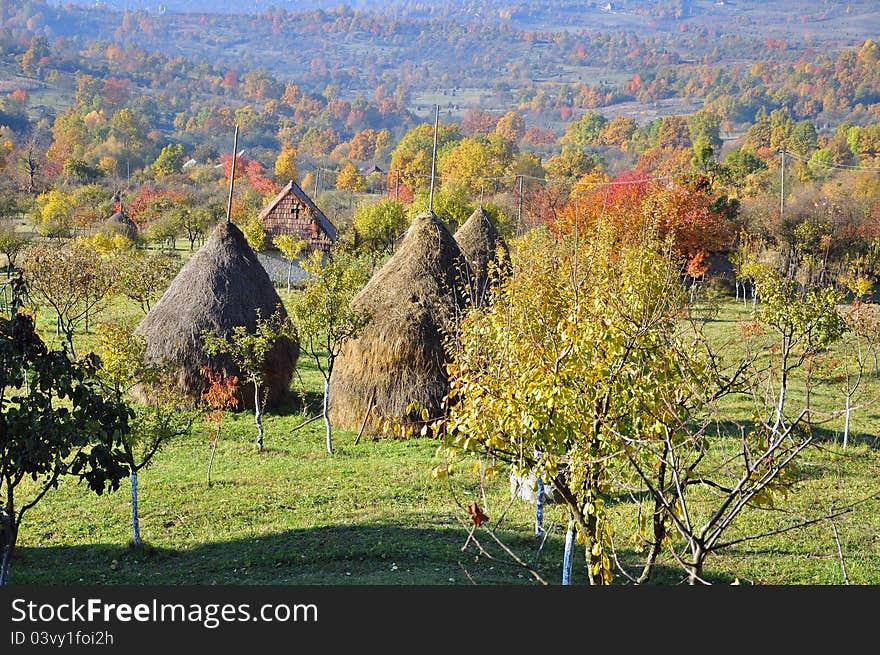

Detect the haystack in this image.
[134,221,298,408]
[329,212,465,435]
[453,207,509,307]
[102,209,139,242]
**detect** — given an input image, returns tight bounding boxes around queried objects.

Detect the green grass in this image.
[7,296,880,585]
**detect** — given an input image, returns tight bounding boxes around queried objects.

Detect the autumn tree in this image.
[202,308,295,452]
[336,162,366,193]
[20,35,49,77]
[96,323,193,546]
[152,143,186,177]
[599,115,638,150]
[389,122,462,192]
[202,369,239,487]
[439,136,512,194]
[289,252,370,454]
[273,233,307,293]
[687,110,723,152]
[544,147,604,183]
[351,198,408,257]
[115,250,182,314]
[182,207,218,251]
[494,111,526,144]
[561,111,607,147]
[741,261,847,432]
[462,108,498,137]
[242,216,268,252]
[274,145,299,183]
[31,189,74,237]
[620,263,850,584]
[20,241,116,356]
[0,280,130,584]
[436,227,693,585]
[0,221,30,273]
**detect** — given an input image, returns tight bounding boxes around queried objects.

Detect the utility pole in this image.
[517,174,524,235]
[225,124,239,223]
[428,104,439,213]
[779,150,785,221]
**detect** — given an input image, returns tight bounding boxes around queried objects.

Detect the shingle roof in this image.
[258,179,338,241]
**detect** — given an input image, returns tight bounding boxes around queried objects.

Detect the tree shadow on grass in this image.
[9,523,712,586]
[711,416,880,453]
[803,424,880,450]
[267,388,325,419]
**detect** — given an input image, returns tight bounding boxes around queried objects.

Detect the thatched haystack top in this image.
[329,212,465,433]
[103,210,139,241]
[352,211,464,318]
[453,207,508,305]
[134,221,298,407]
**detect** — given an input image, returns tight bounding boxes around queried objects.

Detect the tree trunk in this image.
[843,394,851,449]
[0,509,17,586]
[65,330,77,359]
[638,458,668,584]
[287,262,292,294]
[254,385,264,452]
[535,478,545,538]
[688,546,706,585]
[562,519,575,585]
[207,432,219,487]
[131,470,141,546]
[323,379,333,454]
[585,508,602,585]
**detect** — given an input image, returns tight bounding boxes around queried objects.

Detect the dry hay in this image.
[134,221,298,408]
[453,206,509,307]
[329,211,465,435]
[102,210,139,242]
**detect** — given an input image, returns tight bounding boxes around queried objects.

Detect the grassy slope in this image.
[8,292,880,585]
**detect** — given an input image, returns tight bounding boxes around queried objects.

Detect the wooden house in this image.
[258,180,338,253]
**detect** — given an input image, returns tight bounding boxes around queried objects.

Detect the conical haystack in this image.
[454,207,509,306]
[102,210,139,242]
[135,221,298,408]
[329,212,464,435]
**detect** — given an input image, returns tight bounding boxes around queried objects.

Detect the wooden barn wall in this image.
[263,194,333,253]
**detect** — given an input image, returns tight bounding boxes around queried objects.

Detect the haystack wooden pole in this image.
[428,104,440,212]
[226,124,240,223]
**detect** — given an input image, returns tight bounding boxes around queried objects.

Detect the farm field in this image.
[0,0,879,596]
[10,296,880,586]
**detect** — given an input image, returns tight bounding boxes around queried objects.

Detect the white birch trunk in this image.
[562,520,575,585]
[255,385,264,452]
[323,379,333,454]
[535,479,545,538]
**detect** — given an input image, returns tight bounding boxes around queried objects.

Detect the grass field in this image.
[7,287,880,586]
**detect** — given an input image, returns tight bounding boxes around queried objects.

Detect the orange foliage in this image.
[549,173,734,260]
[202,367,240,413]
